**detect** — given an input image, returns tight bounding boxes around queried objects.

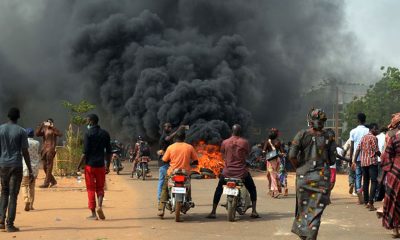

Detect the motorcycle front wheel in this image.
[227,196,237,222]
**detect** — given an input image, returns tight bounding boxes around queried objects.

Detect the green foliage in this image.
[62,100,96,126]
[342,66,400,139]
[55,100,95,176]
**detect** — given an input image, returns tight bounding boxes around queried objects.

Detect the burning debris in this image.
[191,141,225,179]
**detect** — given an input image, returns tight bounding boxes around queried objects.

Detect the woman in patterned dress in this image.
[263,128,285,198]
[288,108,337,240]
[381,113,400,238]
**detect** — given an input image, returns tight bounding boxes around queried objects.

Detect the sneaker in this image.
[352,192,357,196]
[6,226,20,232]
[0,223,5,230]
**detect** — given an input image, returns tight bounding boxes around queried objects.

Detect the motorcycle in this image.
[165,169,194,222]
[132,156,150,180]
[222,177,252,222]
[112,153,124,175]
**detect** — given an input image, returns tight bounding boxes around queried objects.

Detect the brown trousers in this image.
[41,150,56,185]
[21,176,36,206]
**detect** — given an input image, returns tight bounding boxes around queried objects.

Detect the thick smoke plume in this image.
[0,0,373,142]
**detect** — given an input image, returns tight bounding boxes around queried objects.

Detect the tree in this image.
[56,100,96,176]
[342,66,400,139]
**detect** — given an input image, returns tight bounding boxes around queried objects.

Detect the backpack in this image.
[139,141,151,157]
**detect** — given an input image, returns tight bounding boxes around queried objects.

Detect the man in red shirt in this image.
[354,123,380,211]
[206,124,259,219]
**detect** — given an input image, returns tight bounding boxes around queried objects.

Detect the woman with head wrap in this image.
[263,128,285,198]
[288,108,337,240]
[380,113,400,238]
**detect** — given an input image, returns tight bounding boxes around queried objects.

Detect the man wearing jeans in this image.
[77,114,111,220]
[354,123,380,211]
[157,123,185,202]
[0,108,33,232]
[349,113,369,203]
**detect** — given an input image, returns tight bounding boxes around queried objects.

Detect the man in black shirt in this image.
[157,123,185,202]
[77,114,111,220]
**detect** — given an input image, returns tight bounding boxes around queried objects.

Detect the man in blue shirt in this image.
[0,108,33,232]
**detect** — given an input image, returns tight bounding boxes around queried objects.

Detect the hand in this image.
[351,162,356,171]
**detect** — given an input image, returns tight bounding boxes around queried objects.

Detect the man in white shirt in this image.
[349,113,369,204]
[22,128,40,211]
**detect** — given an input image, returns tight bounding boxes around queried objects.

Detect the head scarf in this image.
[388,112,400,129]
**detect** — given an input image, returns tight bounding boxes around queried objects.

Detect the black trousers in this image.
[212,173,257,205]
[0,166,23,227]
[362,164,378,204]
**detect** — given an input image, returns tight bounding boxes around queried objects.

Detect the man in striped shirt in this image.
[354,123,380,211]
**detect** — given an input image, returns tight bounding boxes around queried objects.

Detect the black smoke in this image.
[0,0,373,142]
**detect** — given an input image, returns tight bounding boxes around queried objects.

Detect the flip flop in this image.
[97,208,106,220]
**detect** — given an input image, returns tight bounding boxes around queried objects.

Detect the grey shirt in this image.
[0,123,29,168]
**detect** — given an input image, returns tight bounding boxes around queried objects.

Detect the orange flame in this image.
[192,140,224,178]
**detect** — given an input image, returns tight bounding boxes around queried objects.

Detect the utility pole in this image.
[335,86,339,142]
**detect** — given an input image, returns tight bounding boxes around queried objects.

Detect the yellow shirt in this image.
[162,142,198,175]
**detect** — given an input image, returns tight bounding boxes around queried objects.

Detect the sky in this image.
[345,0,400,71]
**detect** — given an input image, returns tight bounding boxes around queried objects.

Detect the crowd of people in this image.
[1,106,400,240]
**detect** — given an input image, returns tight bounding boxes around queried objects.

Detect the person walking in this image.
[0,108,33,232]
[289,108,337,240]
[263,128,285,198]
[349,113,369,204]
[21,128,40,211]
[353,123,380,211]
[77,114,112,220]
[381,113,400,238]
[35,118,62,188]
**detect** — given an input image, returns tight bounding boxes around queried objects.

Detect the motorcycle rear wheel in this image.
[227,197,237,222]
[175,201,182,222]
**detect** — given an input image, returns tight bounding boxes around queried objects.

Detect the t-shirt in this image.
[377,132,386,163]
[221,136,250,179]
[162,142,198,175]
[0,123,29,168]
[23,138,40,177]
[83,125,112,168]
[349,125,369,162]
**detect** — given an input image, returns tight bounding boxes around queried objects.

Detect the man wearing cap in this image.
[21,128,40,211]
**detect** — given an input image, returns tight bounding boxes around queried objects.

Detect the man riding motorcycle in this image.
[206,124,260,219]
[157,129,198,217]
[132,136,151,175]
